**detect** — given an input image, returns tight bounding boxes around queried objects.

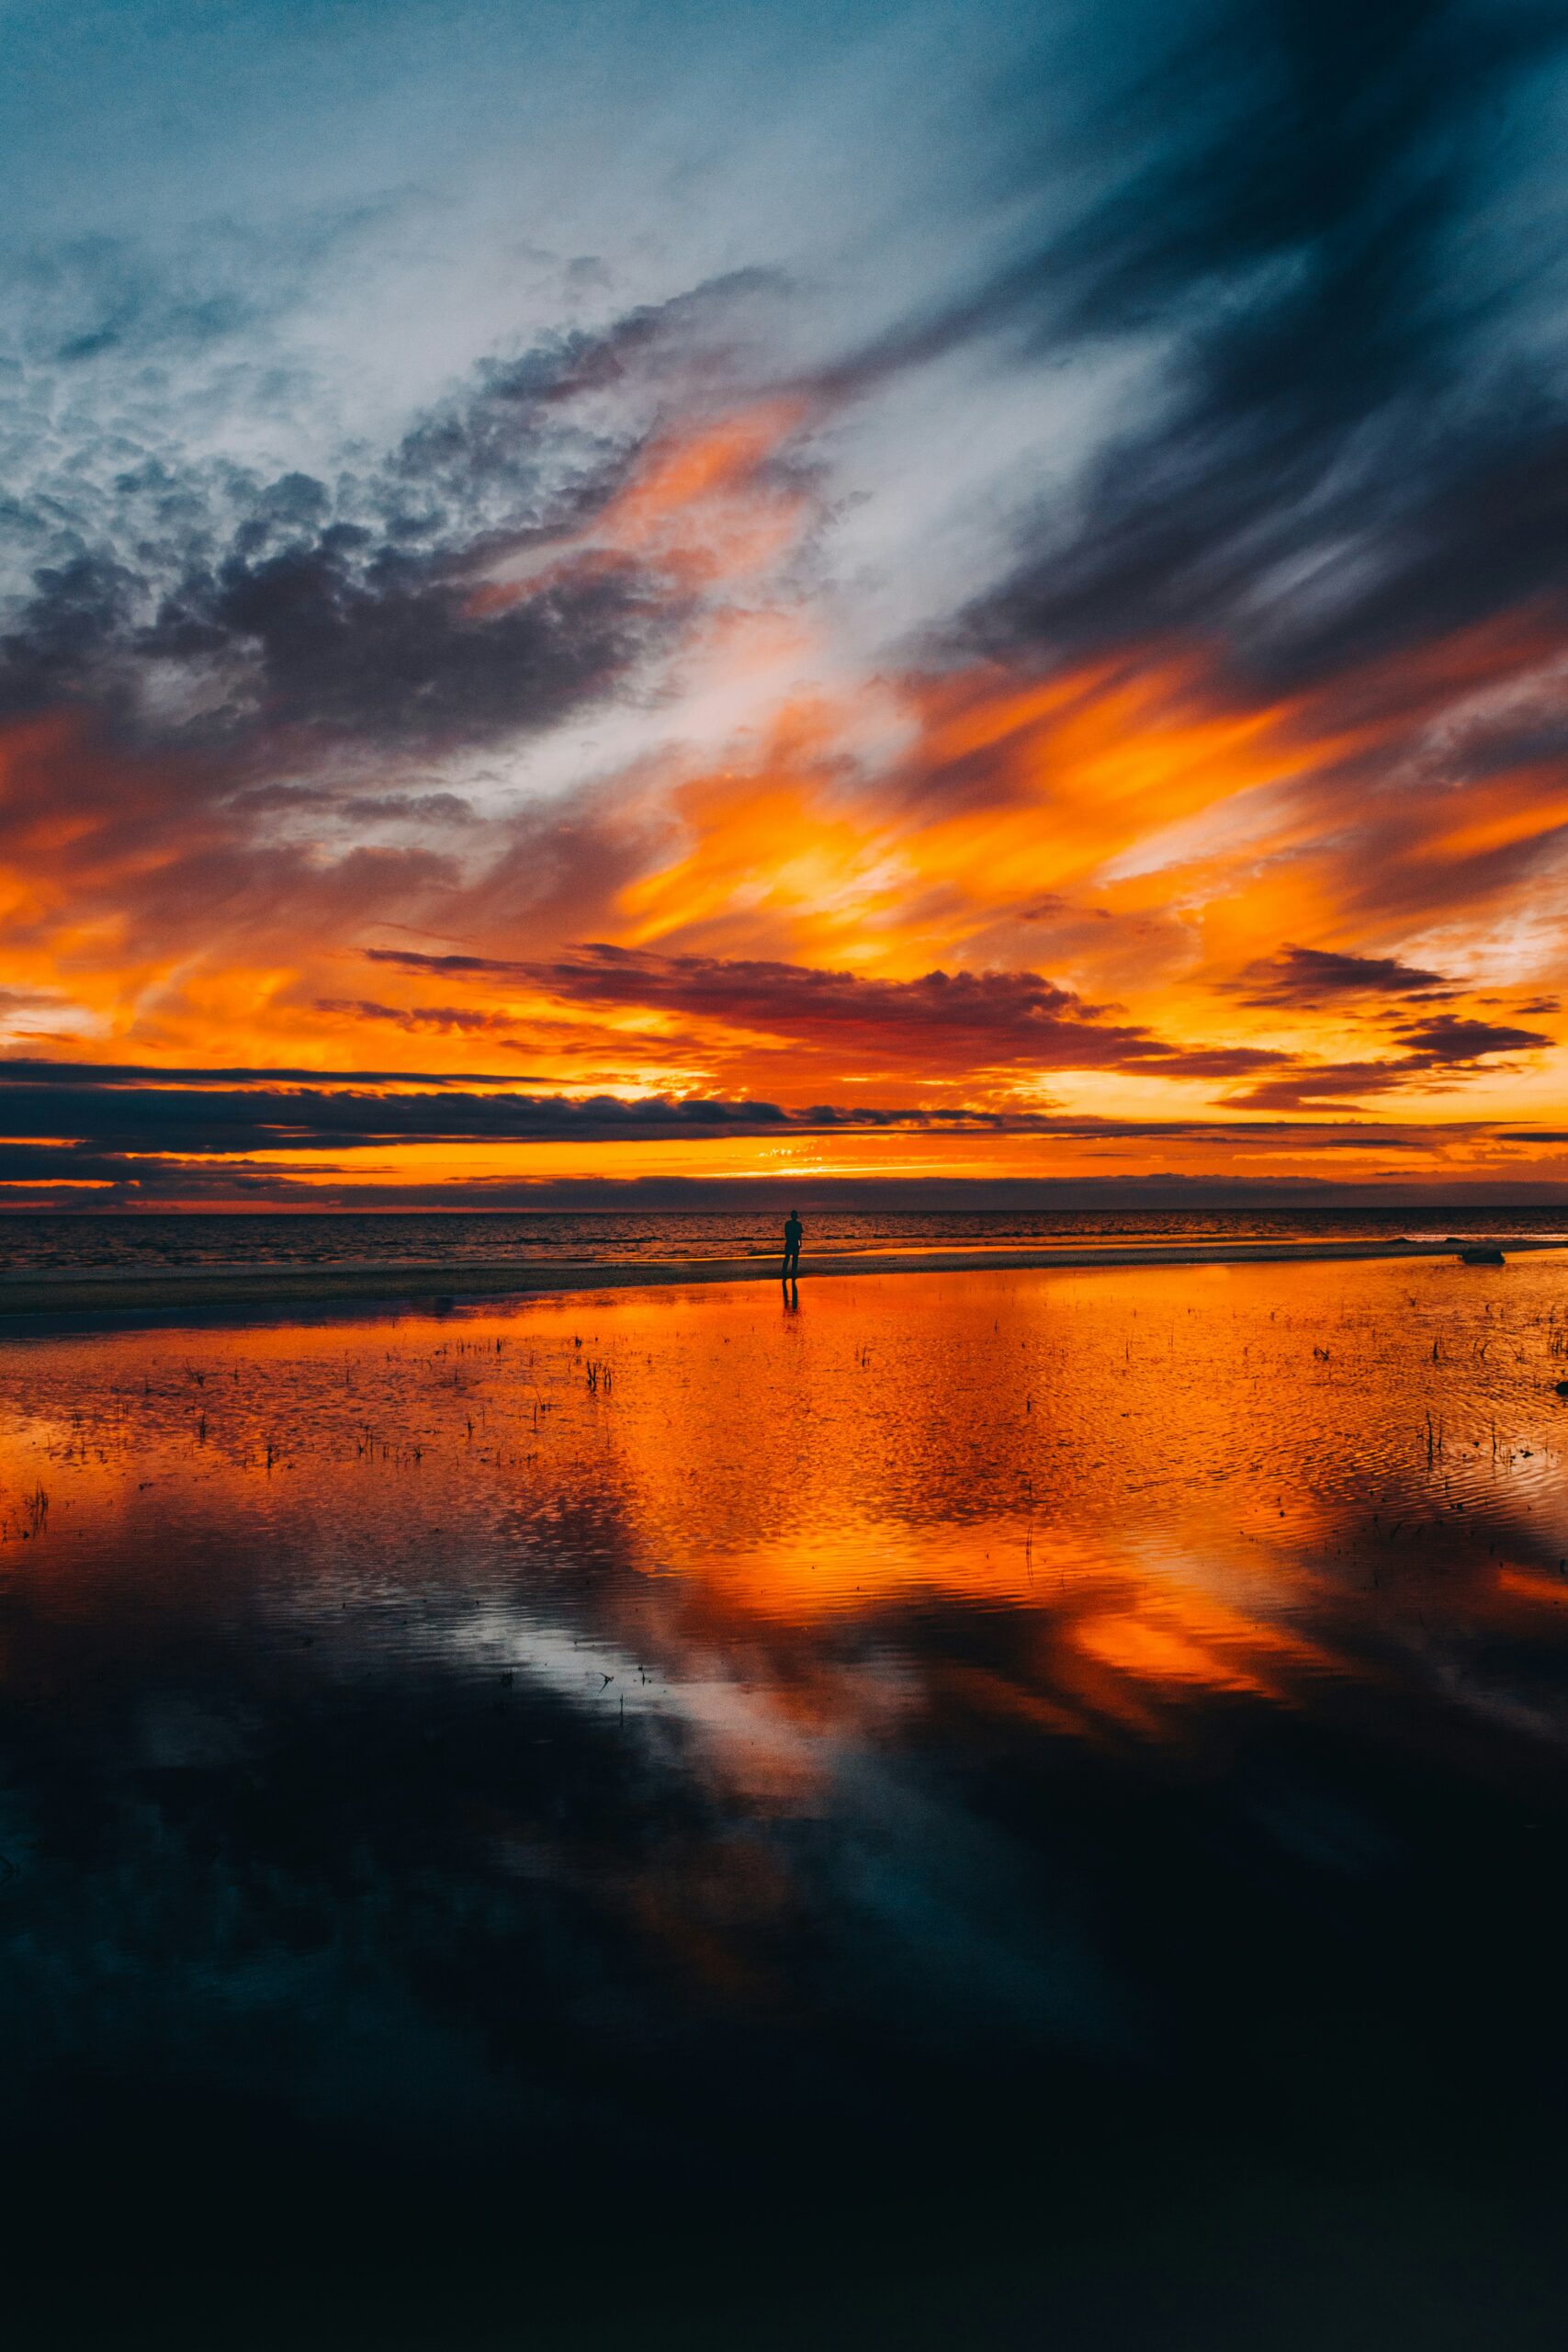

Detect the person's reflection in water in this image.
[782,1209,803,1290]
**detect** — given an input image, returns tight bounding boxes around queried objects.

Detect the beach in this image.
[3,1250,1568,2344]
[0,1228,1562,1325]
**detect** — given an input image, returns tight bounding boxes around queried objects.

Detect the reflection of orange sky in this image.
[2,389,1565,1194]
[5,1259,1566,1774]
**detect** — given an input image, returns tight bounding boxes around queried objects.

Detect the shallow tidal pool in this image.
[3,1254,1568,2347]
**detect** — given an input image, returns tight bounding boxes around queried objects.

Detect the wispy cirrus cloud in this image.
[964,0,1568,689]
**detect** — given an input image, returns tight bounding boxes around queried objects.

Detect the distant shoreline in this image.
[0,1233,1562,1329]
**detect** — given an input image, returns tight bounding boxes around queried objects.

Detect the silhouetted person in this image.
[782,1210,803,1283]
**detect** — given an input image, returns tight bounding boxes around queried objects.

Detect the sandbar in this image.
[0,1231,1561,1327]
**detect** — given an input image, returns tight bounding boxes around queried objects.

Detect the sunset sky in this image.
[4,0,1566,1206]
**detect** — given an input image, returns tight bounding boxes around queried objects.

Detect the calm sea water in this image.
[3,1252,1568,2345]
[2,1203,1567,1276]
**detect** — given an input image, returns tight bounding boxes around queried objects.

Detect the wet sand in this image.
[4,1251,1568,2346]
[3,1250,1568,2333]
[0,1229,1561,1324]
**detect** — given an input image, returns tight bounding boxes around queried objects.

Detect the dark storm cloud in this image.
[0,499,656,757]
[0,1069,1517,1200]
[1226,944,1454,1007]
[365,944,1288,1078]
[152,538,659,747]
[0,283,765,751]
[0,538,662,748]
[0,1087,1111,1182]
[964,0,1568,684]
[0,1146,140,1182]
[0,1085,798,1154]
[0,551,141,719]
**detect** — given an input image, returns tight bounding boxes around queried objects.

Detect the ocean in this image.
[2,1202,1566,1278]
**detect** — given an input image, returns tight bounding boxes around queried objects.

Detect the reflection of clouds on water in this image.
[0,1254,1567,2178]
[389,1589,1120,2049]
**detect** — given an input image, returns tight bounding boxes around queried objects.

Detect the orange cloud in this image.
[3,513,1566,1195]
[470,398,813,615]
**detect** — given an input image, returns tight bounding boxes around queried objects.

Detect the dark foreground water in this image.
[3,1253,1568,2346]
